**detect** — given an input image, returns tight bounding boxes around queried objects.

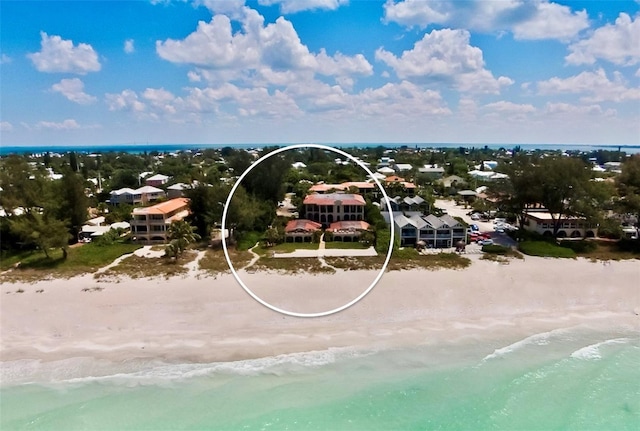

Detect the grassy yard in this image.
[271,241,319,253]
[0,242,142,282]
[236,231,264,251]
[324,241,369,250]
[519,241,576,258]
[577,240,640,261]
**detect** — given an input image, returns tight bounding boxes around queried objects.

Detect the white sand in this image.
[1,256,638,364]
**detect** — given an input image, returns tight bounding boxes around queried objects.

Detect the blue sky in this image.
[1,0,639,147]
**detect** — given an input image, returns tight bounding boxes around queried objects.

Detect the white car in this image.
[479,239,494,246]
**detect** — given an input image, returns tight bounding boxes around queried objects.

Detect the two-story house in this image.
[130,198,190,243]
[303,193,365,227]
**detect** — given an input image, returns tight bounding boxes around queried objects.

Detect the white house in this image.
[523,210,597,238]
[109,186,165,205]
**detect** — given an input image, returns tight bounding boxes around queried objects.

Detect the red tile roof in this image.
[132,198,190,215]
[303,193,366,206]
[327,221,371,232]
[285,219,322,233]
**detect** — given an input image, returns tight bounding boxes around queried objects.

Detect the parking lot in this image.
[434,199,518,248]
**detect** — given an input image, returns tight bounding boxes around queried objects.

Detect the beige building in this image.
[130,198,190,243]
[523,210,597,238]
[303,193,365,227]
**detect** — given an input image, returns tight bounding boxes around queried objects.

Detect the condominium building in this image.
[303,193,365,226]
[130,198,190,243]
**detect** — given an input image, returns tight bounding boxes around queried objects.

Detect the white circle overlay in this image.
[221,144,395,318]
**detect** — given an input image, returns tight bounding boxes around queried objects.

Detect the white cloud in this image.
[537,68,640,102]
[544,102,616,117]
[483,101,536,114]
[51,78,97,105]
[1,121,13,132]
[124,39,135,54]
[383,0,588,41]
[105,89,146,112]
[194,0,247,19]
[258,0,348,14]
[353,81,451,118]
[27,32,101,74]
[375,28,512,94]
[156,7,372,85]
[35,119,81,130]
[1,54,11,64]
[566,13,640,66]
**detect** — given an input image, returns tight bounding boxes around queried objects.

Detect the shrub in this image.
[482,244,509,254]
[617,239,640,254]
[519,241,575,258]
[559,240,597,254]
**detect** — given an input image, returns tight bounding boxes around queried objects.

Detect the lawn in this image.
[519,241,576,258]
[0,242,142,282]
[271,242,319,253]
[324,241,369,250]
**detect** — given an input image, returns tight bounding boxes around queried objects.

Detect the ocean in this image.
[2,326,638,430]
[1,142,639,156]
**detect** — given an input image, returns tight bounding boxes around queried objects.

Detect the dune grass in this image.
[1,242,142,282]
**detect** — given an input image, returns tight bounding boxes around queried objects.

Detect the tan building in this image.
[523,210,597,238]
[303,193,365,226]
[130,198,190,243]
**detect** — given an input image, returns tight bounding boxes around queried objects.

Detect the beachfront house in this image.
[522,210,597,238]
[326,220,371,242]
[393,213,466,248]
[303,193,365,227]
[284,219,322,242]
[130,197,190,243]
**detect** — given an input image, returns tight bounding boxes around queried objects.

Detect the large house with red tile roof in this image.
[130,197,190,243]
[303,193,365,226]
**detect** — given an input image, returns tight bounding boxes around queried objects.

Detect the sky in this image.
[1,0,639,147]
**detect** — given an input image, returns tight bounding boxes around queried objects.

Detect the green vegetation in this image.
[0,242,142,282]
[97,250,197,280]
[199,248,253,275]
[236,231,264,251]
[324,241,369,250]
[325,252,471,272]
[270,242,319,253]
[519,241,576,258]
[164,220,201,260]
[250,257,335,274]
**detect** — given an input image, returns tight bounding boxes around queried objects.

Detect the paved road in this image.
[435,199,517,248]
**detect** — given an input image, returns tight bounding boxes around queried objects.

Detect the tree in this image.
[9,212,71,259]
[617,155,640,223]
[490,155,542,229]
[264,227,281,247]
[185,183,229,238]
[69,151,79,172]
[55,169,88,243]
[164,220,201,260]
[537,157,591,236]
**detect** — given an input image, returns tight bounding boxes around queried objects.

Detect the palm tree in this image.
[165,220,201,260]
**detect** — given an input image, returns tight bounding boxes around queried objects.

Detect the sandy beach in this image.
[1,255,638,369]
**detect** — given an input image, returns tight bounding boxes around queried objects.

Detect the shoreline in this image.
[1,256,639,381]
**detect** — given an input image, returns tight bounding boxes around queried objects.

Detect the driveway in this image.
[435,199,517,248]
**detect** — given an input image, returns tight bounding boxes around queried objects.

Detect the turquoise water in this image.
[2,328,639,430]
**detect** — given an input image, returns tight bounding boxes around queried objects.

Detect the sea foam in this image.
[481,328,571,362]
[570,338,630,361]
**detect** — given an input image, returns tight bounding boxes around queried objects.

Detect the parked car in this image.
[470,224,480,232]
[479,239,494,246]
[471,213,481,220]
